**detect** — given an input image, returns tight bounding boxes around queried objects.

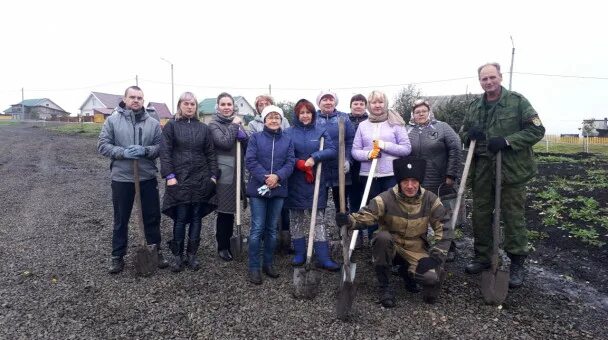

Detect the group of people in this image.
[97,62,544,308]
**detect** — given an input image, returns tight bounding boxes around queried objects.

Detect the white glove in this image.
[344,161,351,174]
[257,184,270,196]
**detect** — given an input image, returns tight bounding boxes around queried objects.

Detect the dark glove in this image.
[126,145,146,157]
[236,128,247,141]
[487,137,509,153]
[123,146,138,159]
[467,126,486,141]
[335,212,352,227]
[416,256,441,274]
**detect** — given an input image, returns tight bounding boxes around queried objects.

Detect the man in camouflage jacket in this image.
[336,157,452,306]
[459,62,545,288]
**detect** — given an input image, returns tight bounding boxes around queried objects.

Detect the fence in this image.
[538,134,608,153]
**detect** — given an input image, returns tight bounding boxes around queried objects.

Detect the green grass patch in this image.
[49,123,102,137]
[534,141,608,156]
[0,120,18,126]
[537,155,579,163]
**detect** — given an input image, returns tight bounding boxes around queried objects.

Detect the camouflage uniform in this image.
[460,86,545,262]
[348,186,451,272]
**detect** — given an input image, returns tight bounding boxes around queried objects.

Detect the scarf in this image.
[369,109,405,126]
[214,111,235,124]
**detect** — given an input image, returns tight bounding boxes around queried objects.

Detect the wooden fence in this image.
[539,134,608,153]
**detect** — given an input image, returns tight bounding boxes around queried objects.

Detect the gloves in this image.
[124,145,145,159]
[236,128,247,141]
[487,137,509,153]
[344,161,350,174]
[296,160,315,183]
[372,139,385,150]
[367,148,381,160]
[416,256,442,274]
[257,184,270,196]
[467,126,486,141]
[335,212,352,227]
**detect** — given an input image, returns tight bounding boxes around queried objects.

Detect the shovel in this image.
[293,137,324,299]
[450,139,475,231]
[336,117,357,320]
[481,150,510,305]
[230,141,244,260]
[132,131,158,276]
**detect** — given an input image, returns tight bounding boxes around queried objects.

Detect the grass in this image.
[0,120,19,126]
[48,123,102,137]
[534,141,608,156]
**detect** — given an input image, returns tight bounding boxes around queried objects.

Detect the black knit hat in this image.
[393,156,426,183]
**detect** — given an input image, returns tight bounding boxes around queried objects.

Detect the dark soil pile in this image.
[0,124,606,339]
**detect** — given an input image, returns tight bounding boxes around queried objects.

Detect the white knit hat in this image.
[261,105,284,122]
[316,90,338,107]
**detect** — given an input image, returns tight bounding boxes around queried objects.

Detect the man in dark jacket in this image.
[98,85,168,274]
[459,63,545,288]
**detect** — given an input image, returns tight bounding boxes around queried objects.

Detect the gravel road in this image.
[0,124,606,339]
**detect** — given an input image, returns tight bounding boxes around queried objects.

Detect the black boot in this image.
[108,256,124,274]
[465,260,490,274]
[168,240,184,272]
[375,266,396,308]
[186,239,201,271]
[157,248,169,269]
[508,253,527,288]
[446,242,457,262]
[278,230,292,255]
[398,265,421,293]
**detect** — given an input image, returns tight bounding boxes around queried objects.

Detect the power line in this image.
[26,79,133,92]
[512,72,608,80]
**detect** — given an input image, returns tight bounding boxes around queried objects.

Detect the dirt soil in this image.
[0,124,606,339]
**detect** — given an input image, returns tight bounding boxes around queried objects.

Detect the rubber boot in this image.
[314,241,340,272]
[291,238,306,266]
[508,253,527,288]
[168,239,184,272]
[375,266,396,308]
[398,265,421,293]
[186,239,201,271]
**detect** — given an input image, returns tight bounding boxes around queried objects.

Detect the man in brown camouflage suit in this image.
[336,156,452,306]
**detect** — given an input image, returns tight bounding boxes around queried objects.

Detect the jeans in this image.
[111,179,161,257]
[248,197,284,270]
[173,203,203,246]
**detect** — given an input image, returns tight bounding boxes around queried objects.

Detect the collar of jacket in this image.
[263,125,282,136]
[317,109,338,119]
[349,113,368,123]
[117,105,149,121]
[176,116,200,122]
[478,86,509,109]
[393,184,423,202]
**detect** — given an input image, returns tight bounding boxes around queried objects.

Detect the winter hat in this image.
[316,90,339,107]
[261,105,284,122]
[393,156,426,184]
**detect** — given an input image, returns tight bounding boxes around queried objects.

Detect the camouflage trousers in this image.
[472,167,528,262]
[289,208,327,242]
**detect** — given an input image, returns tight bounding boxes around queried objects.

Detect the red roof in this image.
[91,92,123,109]
[147,102,173,119]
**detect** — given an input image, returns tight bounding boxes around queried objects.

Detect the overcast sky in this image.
[1,0,606,134]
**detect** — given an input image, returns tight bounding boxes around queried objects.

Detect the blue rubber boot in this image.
[291,238,306,266]
[314,241,340,272]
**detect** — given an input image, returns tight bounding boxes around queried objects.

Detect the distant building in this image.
[582,117,608,137]
[79,91,169,124]
[198,96,255,124]
[3,98,70,120]
[147,102,172,126]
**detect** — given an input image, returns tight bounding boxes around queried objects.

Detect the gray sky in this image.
[1,0,606,134]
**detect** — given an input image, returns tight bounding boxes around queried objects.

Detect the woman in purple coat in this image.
[351,90,411,238]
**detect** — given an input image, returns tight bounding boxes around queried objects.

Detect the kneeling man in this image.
[336,156,452,306]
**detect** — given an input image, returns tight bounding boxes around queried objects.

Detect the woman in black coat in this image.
[160,92,218,271]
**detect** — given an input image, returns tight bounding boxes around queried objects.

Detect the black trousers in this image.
[216,212,234,251]
[111,179,161,257]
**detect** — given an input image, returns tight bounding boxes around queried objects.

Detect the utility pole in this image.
[508,35,515,91]
[160,58,175,114]
[268,84,272,95]
[135,75,139,86]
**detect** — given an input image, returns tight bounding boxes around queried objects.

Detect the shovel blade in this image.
[336,281,358,320]
[339,262,357,289]
[134,244,158,277]
[481,268,510,305]
[230,235,243,260]
[293,267,321,300]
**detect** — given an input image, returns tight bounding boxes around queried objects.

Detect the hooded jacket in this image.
[284,103,337,209]
[97,102,161,182]
[315,109,355,187]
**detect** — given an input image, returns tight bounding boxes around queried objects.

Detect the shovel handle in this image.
[306,137,324,264]
[451,139,476,230]
[133,159,147,247]
[235,141,241,226]
[491,151,502,271]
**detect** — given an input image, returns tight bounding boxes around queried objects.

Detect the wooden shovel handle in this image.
[451,139,476,230]
[133,159,147,247]
[306,137,324,264]
[235,141,241,225]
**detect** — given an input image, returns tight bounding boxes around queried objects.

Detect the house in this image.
[79,91,169,124]
[3,98,70,120]
[147,102,173,126]
[198,96,255,124]
[80,92,123,123]
[582,118,608,137]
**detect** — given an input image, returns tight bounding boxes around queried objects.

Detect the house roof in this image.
[93,108,115,115]
[91,92,123,109]
[4,98,67,113]
[198,96,246,115]
[147,102,172,119]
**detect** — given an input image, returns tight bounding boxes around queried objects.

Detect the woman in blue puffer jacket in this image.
[245,105,295,285]
[284,99,340,271]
